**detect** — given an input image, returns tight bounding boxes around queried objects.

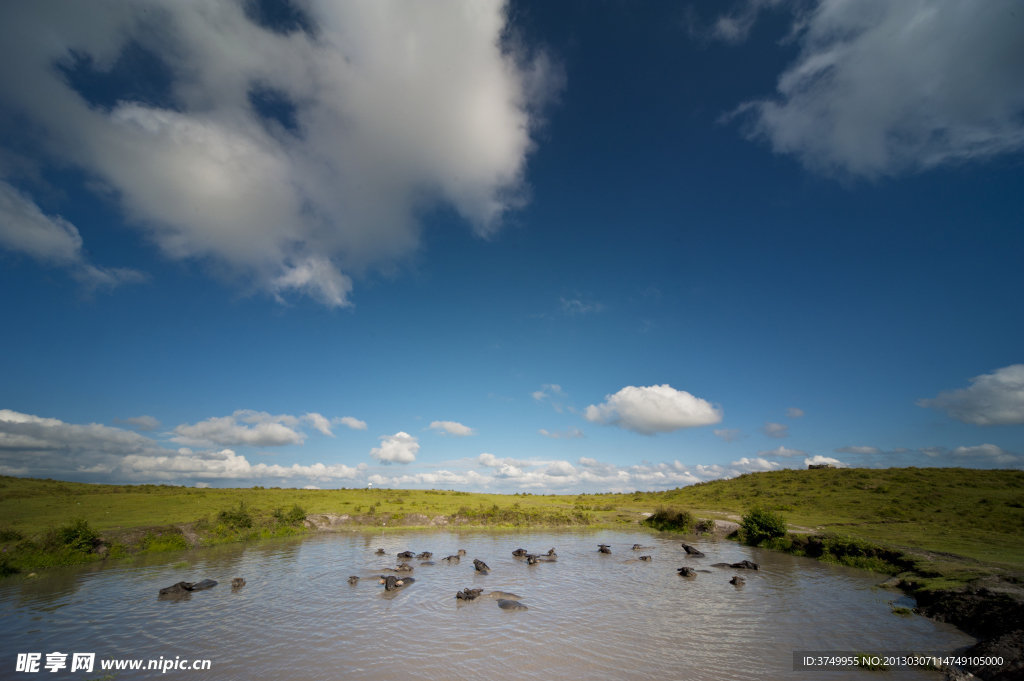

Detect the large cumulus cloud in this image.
[727,0,1024,177]
[0,0,560,305]
[583,384,722,435]
[917,364,1024,426]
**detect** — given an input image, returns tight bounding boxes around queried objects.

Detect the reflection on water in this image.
[0,530,974,680]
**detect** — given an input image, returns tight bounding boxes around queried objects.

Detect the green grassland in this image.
[2,467,1023,589]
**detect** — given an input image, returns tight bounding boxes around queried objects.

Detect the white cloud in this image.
[786,407,805,418]
[836,445,882,455]
[532,384,564,401]
[429,420,475,437]
[545,460,576,476]
[560,297,604,315]
[917,364,1024,426]
[538,427,585,439]
[303,485,320,490]
[333,416,368,431]
[713,428,742,442]
[728,0,1024,177]
[0,181,143,290]
[730,457,782,472]
[370,432,419,465]
[477,453,534,468]
[172,410,306,447]
[195,482,210,488]
[761,422,789,438]
[0,409,363,482]
[804,455,847,468]
[758,445,807,458]
[922,444,1021,465]
[121,448,363,481]
[703,0,786,44]
[0,1,561,306]
[583,384,723,435]
[114,415,161,431]
[302,413,334,437]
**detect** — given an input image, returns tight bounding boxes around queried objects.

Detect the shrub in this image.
[52,519,99,553]
[644,506,695,532]
[285,504,306,523]
[217,501,253,529]
[0,527,24,542]
[741,506,788,545]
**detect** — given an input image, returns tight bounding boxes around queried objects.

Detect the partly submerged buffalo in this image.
[397,551,414,559]
[415,552,432,560]
[681,543,705,558]
[441,555,461,564]
[231,578,246,588]
[598,544,611,554]
[473,558,490,573]
[677,567,697,578]
[347,576,360,584]
[512,548,528,557]
[379,575,415,591]
[497,599,528,611]
[730,576,745,586]
[639,556,652,562]
[456,588,484,601]
[159,579,217,596]
[375,549,386,555]
[712,560,760,570]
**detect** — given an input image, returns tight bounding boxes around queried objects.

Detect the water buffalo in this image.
[512,548,528,557]
[159,579,217,596]
[375,548,386,555]
[545,548,557,558]
[632,544,653,551]
[416,551,432,560]
[497,599,528,611]
[347,576,359,584]
[231,578,246,588]
[712,560,760,570]
[677,567,697,578]
[484,591,521,600]
[394,562,414,572]
[379,575,415,591]
[456,588,484,601]
[397,551,414,559]
[681,543,705,558]
[598,544,611,554]
[473,558,490,573]
[639,556,652,562]
[525,554,539,565]
[457,549,467,556]
[441,555,461,564]
[730,576,745,586]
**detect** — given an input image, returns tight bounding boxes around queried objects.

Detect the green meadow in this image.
[2,467,1022,590]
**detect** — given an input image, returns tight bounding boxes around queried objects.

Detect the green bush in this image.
[217,501,253,529]
[644,506,696,532]
[273,504,307,524]
[741,506,788,545]
[52,518,99,553]
[0,527,24,542]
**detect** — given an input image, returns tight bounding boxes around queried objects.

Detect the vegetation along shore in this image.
[2,467,1022,678]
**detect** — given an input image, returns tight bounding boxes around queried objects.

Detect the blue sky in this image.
[0,0,1021,491]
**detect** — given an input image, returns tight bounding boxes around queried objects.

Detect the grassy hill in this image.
[2,467,1022,581]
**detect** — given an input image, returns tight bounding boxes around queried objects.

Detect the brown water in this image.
[0,530,975,679]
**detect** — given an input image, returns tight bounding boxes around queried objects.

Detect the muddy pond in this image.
[0,530,975,679]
